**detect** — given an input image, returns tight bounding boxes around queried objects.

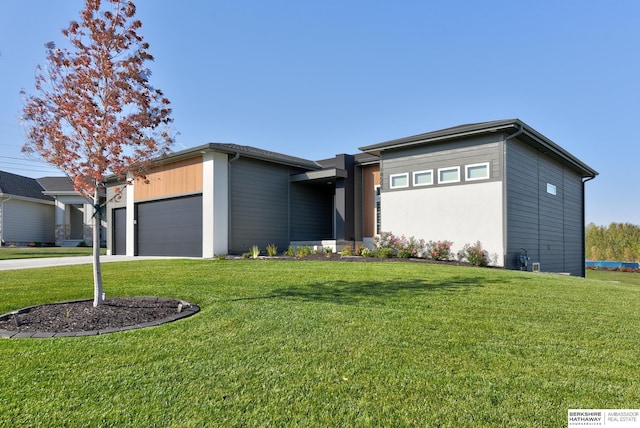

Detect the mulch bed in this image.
[0,297,194,336]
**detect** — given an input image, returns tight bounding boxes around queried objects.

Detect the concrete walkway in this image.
[0,255,185,271]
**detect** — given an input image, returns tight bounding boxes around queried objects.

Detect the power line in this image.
[0,155,35,161]
[0,164,63,175]
[0,155,63,175]
[0,157,57,166]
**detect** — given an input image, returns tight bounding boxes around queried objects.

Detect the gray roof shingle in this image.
[37,176,75,192]
[0,171,53,201]
[359,119,597,178]
[207,143,321,169]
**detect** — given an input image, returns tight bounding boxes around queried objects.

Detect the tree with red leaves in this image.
[21,0,174,306]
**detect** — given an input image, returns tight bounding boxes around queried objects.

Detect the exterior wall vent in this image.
[532,262,541,273]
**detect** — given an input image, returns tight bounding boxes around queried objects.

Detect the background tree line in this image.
[586,223,640,262]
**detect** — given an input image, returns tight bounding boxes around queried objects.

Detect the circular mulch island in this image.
[0,297,199,339]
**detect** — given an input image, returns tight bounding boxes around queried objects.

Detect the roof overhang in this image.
[516,126,598,179]
[163,143,321,170]
[0,193,55,205]
[359,119,598,179]
[290,168,347,184]
[105,142,322,184]
[42,192,91,205]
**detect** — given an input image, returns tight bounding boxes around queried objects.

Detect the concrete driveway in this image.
[0,255,185,271]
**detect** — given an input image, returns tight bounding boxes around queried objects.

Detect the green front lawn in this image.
[0,246,105,260]
[586,268,640,286]
[1,260,638,427]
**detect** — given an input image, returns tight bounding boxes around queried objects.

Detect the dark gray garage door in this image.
[136,194,202,257]
[112,207,127,255]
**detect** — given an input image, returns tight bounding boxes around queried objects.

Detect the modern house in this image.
[0,171,103,247]
[105,119,597,276]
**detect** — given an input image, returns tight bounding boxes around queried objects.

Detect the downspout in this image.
[502,125,524,268]
[227,152,240,254]
[581,175,596,277]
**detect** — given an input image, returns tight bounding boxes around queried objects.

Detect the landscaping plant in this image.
[427,240,454,261]
[249,245,260,259]
[340,245,354,256]
[295,246,311,259]
[457,241,490,267]
[266,244,278,257]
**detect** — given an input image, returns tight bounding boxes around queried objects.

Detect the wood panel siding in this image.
[362,165,380,237]
[134,156,203,201]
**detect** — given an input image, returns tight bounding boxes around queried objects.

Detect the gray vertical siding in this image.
[353,165,363,241]
[290,182,333,241]
[538,155,565,273]
[562,169,585,275]
[229,158,292,254]
[381,134,503,191]
[505,140,540,270]
[506,139,585,276]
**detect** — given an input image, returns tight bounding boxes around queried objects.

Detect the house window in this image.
[465,162,490,181]
[546,183,557,195]
[438,167,460,184]
[390,173,409,189]
[413,170,433,186]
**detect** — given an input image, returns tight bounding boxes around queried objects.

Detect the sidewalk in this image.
[0,255,183,271]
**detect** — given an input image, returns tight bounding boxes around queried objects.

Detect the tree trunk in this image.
[92,187,104,307]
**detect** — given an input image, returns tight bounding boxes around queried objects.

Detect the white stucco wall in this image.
[126,174,136,256]
[202,151,229,258]
[381,181,504,266]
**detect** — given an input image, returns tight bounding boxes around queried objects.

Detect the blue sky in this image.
[1,0,638,226]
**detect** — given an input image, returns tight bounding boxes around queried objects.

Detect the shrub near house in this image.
[457,241,490,267]
[367,231,490,266]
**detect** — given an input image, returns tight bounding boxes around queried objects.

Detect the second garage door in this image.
[136,194,203,257]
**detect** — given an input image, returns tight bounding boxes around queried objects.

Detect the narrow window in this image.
[438,167,460,184]
[390,173,409,189]
[546,183,556,195]
[465,162,490,181]
[374,186,381,235]
[413,170,433,186]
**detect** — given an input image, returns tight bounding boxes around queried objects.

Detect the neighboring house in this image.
[0,171,103,247]
[0,171,54,246]
[37,176,106,247]
[105,119,597,276]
